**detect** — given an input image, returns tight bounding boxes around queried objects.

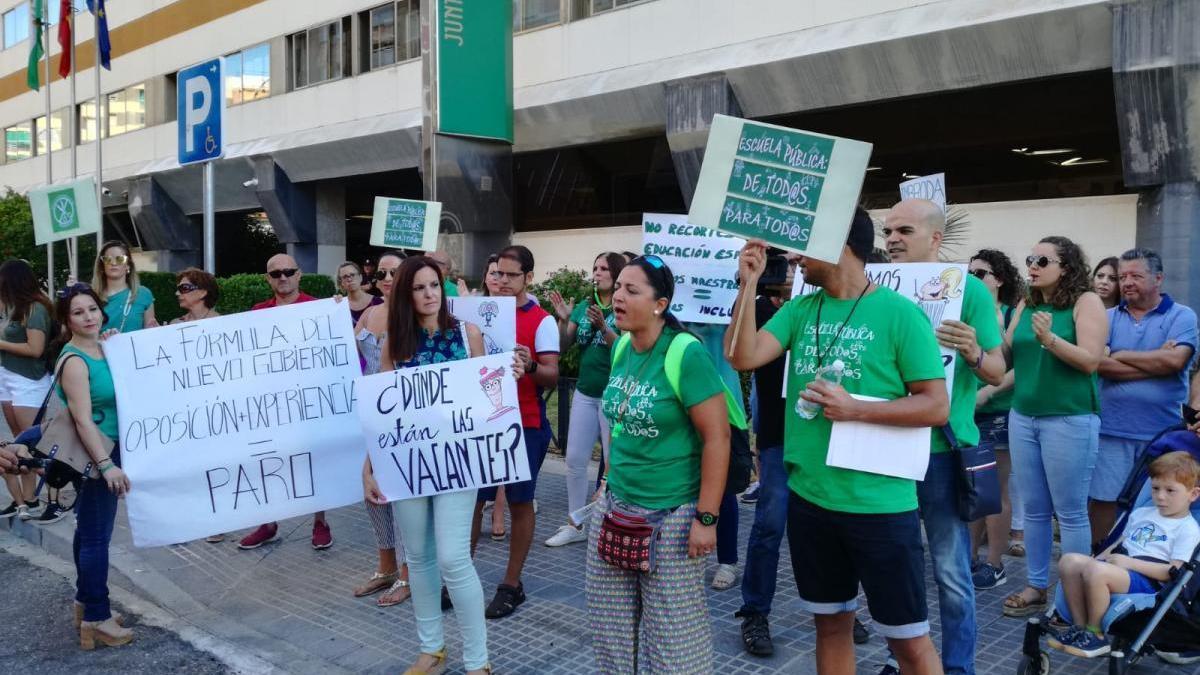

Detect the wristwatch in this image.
[695,511,719,527]
[528,359,539,375]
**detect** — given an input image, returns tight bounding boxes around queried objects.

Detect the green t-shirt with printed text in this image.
[933,275,1003,452]
[571,300,617,398]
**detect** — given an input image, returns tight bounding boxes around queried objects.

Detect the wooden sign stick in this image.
[726,290,751,359]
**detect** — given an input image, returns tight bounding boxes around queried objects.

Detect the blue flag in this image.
[86,0,110,70]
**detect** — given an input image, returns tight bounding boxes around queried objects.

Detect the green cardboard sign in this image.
[370,197,442,251]
[29,177,101,245]
[688,115,872,263]
[436,0,513,143]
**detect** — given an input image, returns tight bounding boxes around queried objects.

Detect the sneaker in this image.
[972,562,1007,590]
[19,500,42,520]
[35,502,66,525]
[237,523,279,550]
[735,610,773,656]
[878,657,900,675]
[1158,648,1200,665]
[544,524,587,547]
[740,482,761,504]
[853,617,870,645]
[0,501,19,519]
[311,519,333,550]
[711,563,738,590]
[484,583,525,619]
[1047,625,1083,652]
[1063,630,1110,658]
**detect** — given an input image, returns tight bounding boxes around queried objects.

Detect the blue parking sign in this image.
[177,58,225,166]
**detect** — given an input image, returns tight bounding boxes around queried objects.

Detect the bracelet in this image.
[970,349,985,370]
[98,463,113,475]
[1041,334,1058,350]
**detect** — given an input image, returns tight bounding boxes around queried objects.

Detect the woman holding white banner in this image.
[544,251,625,548]
[364,255,494,675]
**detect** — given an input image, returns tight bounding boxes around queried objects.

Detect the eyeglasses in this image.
[489,269,525,281]
[1025,255,1061,269]
[969,268,994,280]
[101,255,128,266]
[338,273,361,282]
[176,283,200,294]
[374,268,399,281]
[56,282,92,299]
[267,268,299,279]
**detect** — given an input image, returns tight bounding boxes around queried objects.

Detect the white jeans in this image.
[565,390,611,516]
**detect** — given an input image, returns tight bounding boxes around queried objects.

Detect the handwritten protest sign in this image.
[642,213,744,324]
[104,299,366,547]
[785,263,968,397]
[688,114,872,263]
[357,353,529,501]
[899,173,947,212]
[448,296,516,355]
[370,197,442,251]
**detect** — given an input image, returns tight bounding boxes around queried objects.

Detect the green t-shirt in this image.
[977,304,1015,415]
[55,344,120,441]
[1,302,51,381]
[442,279,459,298]
[933,275,1003,452]
[1012,303,1099,417]
[602,328,725,509]
[570,300,617,398]
[684,322,747,416]
[765,286,945,514]
[102,286,156,333]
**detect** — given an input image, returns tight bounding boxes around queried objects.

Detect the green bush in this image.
[529,266,593,378]
[140,270,338,321]
[139,271,183,323]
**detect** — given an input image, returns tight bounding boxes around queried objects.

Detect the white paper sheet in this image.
[825,395,931,481]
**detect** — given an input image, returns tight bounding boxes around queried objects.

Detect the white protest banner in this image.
[370,197,442,251]
[448,296,516,355]
[357,353,529,501]
[29,177,102,245]
[642,213,744,324]
[899,173,947,212]
[103,299,366,547]
[785,262,968,397]
[687,114,872,263]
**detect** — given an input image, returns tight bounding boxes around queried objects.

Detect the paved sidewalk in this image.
[3,455,1196,674]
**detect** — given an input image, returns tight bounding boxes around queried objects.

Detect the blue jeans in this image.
[917,452,976,675]
[1008,411,1100,589]
[73,448,120,623]
[739,445,788,616]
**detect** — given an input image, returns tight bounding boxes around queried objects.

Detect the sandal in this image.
[402,647,447,675]
[1003,587,1048,617]
[484,582,525,619]
[353,571,398,597]
[378,579,412,607]
[1007,540,1026,558]
[490,529,507,541]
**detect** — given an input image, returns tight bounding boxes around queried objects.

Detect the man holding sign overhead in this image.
[725,209,949,675]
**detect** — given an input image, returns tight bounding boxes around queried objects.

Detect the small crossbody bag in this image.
[597,496,669,574]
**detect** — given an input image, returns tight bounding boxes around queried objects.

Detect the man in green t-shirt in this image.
[726,208,949,675]
[881,198,1005,675]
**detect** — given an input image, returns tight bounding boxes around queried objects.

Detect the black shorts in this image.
[787,492,930,639]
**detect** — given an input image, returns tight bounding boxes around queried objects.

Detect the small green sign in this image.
[370,197,442,251]
[688,115,872,263]
[29,177,102,245]
[436,0,513,143]
[47,188,80,233]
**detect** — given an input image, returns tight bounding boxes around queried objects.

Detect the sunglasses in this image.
[56,282,92,299]
[1025,255,1061,269]
[176,282,200,294]
[968,268,993,280]
[101,254,128,266]
[373,268,398,281]
[636,254,666,270]
[267,268,299,279]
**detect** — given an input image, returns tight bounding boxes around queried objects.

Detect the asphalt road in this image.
[0,547,230,674]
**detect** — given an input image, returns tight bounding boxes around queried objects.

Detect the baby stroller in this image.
[1016,425,1200,675]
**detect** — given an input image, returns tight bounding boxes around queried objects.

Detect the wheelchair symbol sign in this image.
[48,189,80,233]
[177,58,225,166]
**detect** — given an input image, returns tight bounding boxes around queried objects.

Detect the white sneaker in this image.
[545,524,587,547]
[711,563,738,590]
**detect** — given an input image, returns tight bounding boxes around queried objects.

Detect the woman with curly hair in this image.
[1000,237,1108,617]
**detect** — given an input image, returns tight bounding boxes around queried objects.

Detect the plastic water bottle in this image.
[795,360,846,420]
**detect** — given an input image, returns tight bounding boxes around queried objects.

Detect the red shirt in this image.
[515,297,559,428]
[251,292,316,311]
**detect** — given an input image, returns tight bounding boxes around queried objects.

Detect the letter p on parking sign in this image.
[177,58,225,166]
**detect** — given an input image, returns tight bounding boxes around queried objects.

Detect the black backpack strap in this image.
[33,352,83,428]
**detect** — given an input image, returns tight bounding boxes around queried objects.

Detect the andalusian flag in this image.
[26,0,45,91]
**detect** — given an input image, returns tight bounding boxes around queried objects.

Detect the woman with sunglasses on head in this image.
[351,251,413,606]
[1091,257,1120,310]
[1000,238,1108,618]
[366,256,504,675]
[0,259,56,522]
[92,241,156,333]
[966,250,1026,589]
[544,252,625,547]
[587,255,730,674]
[338,261,383,324]
[51,283,133,649]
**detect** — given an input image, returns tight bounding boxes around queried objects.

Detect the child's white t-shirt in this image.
[1123,506,1200,563]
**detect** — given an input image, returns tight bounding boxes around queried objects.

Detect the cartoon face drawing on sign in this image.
[480,365,516,421]
[914,267,963,326]
[478,300,499,328]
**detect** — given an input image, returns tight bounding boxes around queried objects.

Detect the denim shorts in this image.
[976,412,1010,452]
[477,422,551,505]
[1090,435,1148,502]
[787,493,929,639]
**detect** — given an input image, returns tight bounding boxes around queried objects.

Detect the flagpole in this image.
[93,5,102,255]
[42,12,54,296]
[68,4,78,280]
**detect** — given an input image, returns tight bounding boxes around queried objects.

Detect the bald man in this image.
[878,198,1006,675]
[428,250,461,298]
[236,254,333,550]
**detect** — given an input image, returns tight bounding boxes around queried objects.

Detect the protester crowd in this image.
[3,199,1200,674]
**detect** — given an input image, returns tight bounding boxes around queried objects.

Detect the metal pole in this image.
[94,7,103,253]
[43,16,54,296]
[203,161,215,273]
[68,7,77,280]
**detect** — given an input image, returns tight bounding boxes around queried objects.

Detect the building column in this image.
[424,133,514,280]
[1113,0,1200,306]
[252,155,348,275]
[127,175,201,272]
[664,73,744,209]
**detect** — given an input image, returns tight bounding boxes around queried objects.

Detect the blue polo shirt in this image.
[1100,294,1198,440]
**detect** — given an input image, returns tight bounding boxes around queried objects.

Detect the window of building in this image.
[368,3,396,69]
[48,0,86,25]
[359,1,420,73]
[106,83,146,137]
[289,18,351,90]
[78,97,104,143]
[514,0,560,32]
[226,43,271,106]
[34,108,68,155]
[4,120,32,162]
[4,2,30,49]
[573,0,647,20]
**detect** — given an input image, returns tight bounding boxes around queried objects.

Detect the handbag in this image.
[941,425,1001,522]
[26,353,113,487]
[726,426,754,496]
[596,498,668,573]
